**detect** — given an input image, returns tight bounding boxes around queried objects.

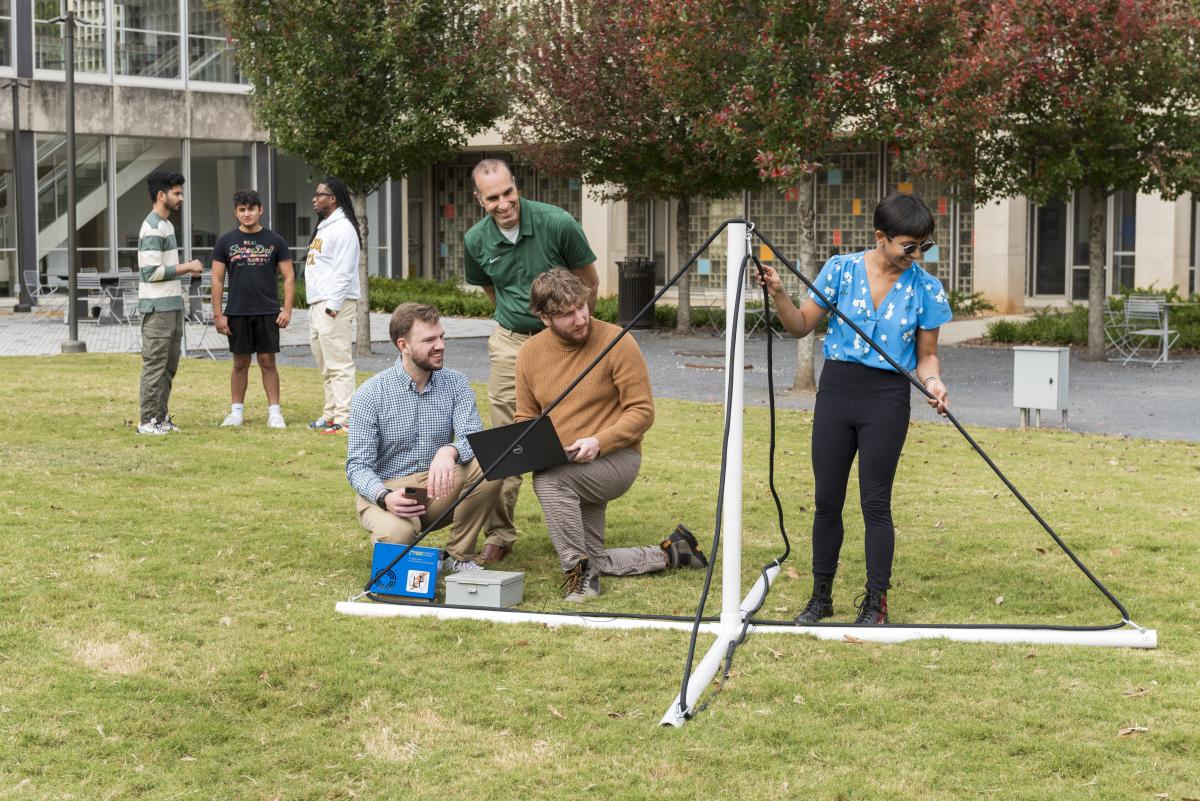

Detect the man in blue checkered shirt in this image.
[346,303,504,572]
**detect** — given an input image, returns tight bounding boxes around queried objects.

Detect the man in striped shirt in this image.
[136,170,204,435]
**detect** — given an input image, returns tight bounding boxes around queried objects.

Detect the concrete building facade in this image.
[4,3,1197,310]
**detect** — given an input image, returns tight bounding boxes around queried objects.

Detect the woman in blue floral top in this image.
[757,193,952,625]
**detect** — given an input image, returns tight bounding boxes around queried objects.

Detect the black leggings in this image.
[810,360,911,593]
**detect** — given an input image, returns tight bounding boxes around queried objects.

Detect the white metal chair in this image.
[22,270,66,319]
[1103,307,1133,361]
[182,273,217,359]
[1121,295,1178,367]
[119,290,143,352]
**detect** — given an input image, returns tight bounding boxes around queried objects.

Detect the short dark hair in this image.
[874,192,935,239]
[471,158,516,193]
[233,189,261,208]
[389,302,441,345]
[147,170,185,203]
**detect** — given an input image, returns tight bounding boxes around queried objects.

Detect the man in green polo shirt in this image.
[464,158,598,564]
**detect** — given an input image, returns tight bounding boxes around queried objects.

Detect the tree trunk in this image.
[353,191,371,357]
[675,196,691,332]
[792,171,818,392]
[1085,186,1107,361]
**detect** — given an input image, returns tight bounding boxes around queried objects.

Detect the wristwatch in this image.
[375,489,392,510]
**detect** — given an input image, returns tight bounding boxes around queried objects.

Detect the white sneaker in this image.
[440,556,484,573]
[136,419,167,435]
[221,411,244,427]
[267,411,287,429]
[161,416,181,433]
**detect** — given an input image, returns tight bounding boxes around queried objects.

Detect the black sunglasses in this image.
[887,236,936,256]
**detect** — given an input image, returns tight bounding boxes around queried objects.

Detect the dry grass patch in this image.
[68,631,152,675]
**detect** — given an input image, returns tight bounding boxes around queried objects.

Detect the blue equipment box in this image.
[369,543,440,600]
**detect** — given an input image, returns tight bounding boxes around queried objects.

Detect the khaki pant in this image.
[139,308,183,424]
[532,448,667,576]
[483,325,532,546]
[309,300,356,425]
[355,459,504,562]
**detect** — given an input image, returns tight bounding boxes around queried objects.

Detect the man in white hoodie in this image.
[304,176,362,434]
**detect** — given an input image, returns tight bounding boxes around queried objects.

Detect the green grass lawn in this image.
[1,355,1197,800]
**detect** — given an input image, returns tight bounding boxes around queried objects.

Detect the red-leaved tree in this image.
[509,0,765,331]
[908,0,1200,359]
[703,0,945,389]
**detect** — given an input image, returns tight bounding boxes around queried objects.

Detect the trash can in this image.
[617,257,656,329]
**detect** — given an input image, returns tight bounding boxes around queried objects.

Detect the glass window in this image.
[189,141,252,258]
[0,133,15,296]
[1033,197,1067,296]
[0,0,13,68]
[113,136,183,270]
[365,184,388,278]
[115,0,181,79]
[187,0,242,83]
[1071,190,1097,300]
[408,173,424,276]
[35,0,108,74]
[36,133,111,278]
[1190,196,1197,296]
[1111,190,1136,292]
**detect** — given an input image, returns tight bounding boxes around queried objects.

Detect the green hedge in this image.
[986,289,1200,349]
[288,276,731,330]
[289,276,495,317]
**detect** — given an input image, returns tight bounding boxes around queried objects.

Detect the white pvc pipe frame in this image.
[334,224,1158,728]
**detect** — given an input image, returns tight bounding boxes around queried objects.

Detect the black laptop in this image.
[466,417,570,481]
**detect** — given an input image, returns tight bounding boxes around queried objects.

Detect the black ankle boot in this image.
[794,579,834,624]
[853,588,889,625]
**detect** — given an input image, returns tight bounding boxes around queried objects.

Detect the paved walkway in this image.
[2,308,1195,441]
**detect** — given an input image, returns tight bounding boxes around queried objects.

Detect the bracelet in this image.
[922,375,940,386]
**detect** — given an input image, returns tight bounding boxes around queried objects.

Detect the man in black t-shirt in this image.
[211,189,295,428]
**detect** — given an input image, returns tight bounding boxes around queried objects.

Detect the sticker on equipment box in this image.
[406,570,431,594]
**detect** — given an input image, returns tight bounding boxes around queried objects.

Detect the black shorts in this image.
[226,314,280,355]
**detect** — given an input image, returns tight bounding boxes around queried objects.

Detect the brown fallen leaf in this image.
[785,566,801,580]
[548,705,565,720]
[1117,724,1148,737]
[1122,687,1149,697]
[516,640,530,647]
[843,635,864,644]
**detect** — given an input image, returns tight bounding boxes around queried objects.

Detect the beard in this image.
[411,352,443,372]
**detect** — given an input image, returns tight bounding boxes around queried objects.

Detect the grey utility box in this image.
[444,570,524,608]
[1012,346,1069,429]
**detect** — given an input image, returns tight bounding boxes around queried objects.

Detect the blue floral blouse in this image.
[806,250,952,373]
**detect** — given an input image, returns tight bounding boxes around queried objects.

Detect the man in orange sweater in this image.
[515,270,708,602]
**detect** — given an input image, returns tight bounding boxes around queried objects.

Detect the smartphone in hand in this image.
[403,486,429,506]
